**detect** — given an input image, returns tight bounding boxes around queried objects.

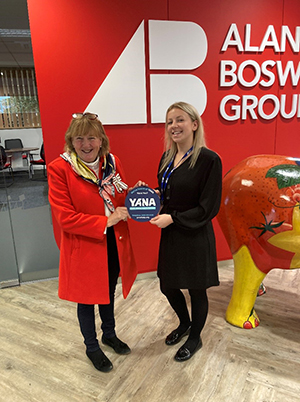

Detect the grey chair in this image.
[30,143,46,178]
[5,138,28,163]
[0,145,13,187]
[4,138,23,150]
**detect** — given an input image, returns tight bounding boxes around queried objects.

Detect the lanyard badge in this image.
[160,146,193,203]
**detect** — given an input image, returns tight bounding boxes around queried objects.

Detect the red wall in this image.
[27,0,300,272]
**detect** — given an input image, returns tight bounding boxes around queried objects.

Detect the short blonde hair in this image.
[160,101,206,171]
[65,115,110,157]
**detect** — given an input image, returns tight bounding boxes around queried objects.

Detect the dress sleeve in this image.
[48,161,108,240]
[171,154,222,230]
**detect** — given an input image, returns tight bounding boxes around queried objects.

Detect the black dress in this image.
[157,147,222,289]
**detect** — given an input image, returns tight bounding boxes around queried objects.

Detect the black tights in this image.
[160,282,208,342]
[77,227,120,352]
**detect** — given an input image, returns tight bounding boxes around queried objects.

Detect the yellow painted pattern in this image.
[268,207,300,268]
[226,245,266,329]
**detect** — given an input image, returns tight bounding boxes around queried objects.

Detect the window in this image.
[0,68,41,129]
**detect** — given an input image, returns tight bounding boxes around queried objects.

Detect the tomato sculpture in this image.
[218,155,300,329]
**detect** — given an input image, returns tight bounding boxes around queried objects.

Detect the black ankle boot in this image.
[86,348,113,372]
[102,335,131,355]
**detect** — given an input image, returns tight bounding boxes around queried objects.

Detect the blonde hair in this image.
[65,115,110,157]
[160,101,206,172]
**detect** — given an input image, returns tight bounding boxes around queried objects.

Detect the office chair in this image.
[30,143,46,178]
[0,145,13,187]
[5,138,28,162]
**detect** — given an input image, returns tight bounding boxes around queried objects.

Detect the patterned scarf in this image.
[61,151,128,212]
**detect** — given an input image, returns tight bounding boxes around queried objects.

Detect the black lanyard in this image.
[160,146,193,203]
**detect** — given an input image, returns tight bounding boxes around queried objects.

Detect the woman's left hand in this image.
[149,214,173,228]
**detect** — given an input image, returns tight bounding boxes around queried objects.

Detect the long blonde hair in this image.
[160,101,206,172]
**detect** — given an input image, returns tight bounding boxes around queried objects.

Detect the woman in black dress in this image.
[150,102,222,362]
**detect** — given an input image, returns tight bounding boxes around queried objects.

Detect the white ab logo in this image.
[85,20,208,124]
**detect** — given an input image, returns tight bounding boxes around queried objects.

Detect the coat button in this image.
[119,236,123,240]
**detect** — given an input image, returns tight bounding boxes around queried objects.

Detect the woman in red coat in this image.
[48,112,139,373]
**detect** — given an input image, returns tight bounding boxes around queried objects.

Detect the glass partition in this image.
[5,168,59,283]
[0,167,19,288]
[0,139,59,286]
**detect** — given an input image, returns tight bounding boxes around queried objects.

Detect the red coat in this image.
[48,154,137,304]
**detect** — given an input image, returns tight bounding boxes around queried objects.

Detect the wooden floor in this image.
[0,262,300,402]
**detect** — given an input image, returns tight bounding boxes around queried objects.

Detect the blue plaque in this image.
[125,186,160,222]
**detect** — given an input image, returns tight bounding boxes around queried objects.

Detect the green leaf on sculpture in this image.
[266,164,300,189]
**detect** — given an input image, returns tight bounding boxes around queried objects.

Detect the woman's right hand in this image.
[149,214,173,228]
[107,207,130,227]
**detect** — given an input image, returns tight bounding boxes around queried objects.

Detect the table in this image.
[6,147,39,179]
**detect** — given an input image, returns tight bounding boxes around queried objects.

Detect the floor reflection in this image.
[0,170,48,211]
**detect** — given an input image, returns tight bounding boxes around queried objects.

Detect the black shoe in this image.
[102,335,131,355]
[86,349,113,372]
[165,326,191,346]
[174,338,202,362]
